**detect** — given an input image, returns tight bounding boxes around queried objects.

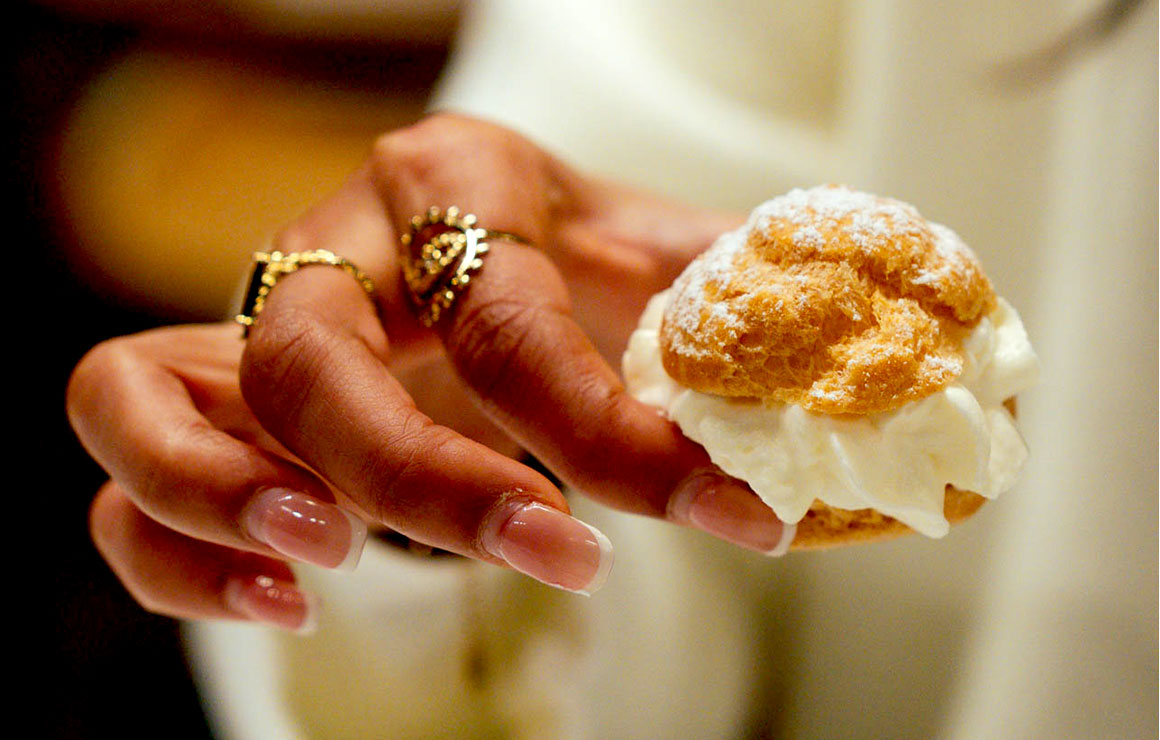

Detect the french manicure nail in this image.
[670,473,794,556]
[243,489,367,571]
[224,574,320,634]
[481,501,614,596]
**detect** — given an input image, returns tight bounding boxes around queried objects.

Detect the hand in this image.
[68,114,791,630]
[71,324,334,632]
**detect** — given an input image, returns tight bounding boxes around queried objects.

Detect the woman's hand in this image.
[70,324,341,632]
[68,113,790,630]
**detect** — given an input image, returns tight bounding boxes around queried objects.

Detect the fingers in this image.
[241,270,614,594]
[91,482,317,632]
[67,324,368,571]
[370,115,791,553]
[443,243,694,514]
[69,111,786,629]
[270,164,430,350]
[446,245,790,553]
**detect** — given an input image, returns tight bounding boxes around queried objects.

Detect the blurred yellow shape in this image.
[58,47,430,319]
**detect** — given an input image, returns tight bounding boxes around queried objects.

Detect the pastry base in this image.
[790,486,987,550]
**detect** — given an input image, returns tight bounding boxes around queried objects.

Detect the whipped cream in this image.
[623,291,1039,537]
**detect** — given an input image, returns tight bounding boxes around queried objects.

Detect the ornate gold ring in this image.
[400,206,530,327]
[235,249,376,336]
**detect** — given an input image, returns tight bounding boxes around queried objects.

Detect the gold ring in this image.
[235,249,376,336]
[399,206,530,327]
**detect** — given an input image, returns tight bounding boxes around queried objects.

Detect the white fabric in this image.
[190,1,1158,737]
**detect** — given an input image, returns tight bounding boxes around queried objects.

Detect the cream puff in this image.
[624,186,1039,549]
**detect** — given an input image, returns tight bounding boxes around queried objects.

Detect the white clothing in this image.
[190,1,1158,738]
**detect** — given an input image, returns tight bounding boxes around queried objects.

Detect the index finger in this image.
[374,115,792,554]
[241,175,616,594]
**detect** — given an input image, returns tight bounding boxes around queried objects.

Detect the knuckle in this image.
[359,418,461,520]
[66,338,133,424]
[449,298,544,401]
[557,378,625,469]
[269,220,315,256]
[578,377,628,440]
[371,124,442,186]
[239,307,338,444]
[371,114,527,188]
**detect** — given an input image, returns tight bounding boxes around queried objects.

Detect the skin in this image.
[68,113,781,624]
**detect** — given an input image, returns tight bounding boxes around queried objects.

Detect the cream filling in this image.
[623,291,1039,538]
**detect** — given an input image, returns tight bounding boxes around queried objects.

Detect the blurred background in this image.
[20,0,1157,738]
[18,1,455,736]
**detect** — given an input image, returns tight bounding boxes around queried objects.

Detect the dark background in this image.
[12,7,195,738]
[13,3,448,736]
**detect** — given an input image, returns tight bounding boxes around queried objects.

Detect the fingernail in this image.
[670,473,794,556]
[224,574,320,635]
[243,489,367,571]
[481,501,614,596]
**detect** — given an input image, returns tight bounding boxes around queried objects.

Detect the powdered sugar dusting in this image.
[624,283,1038,536]
[665,186,949,354]
[791,225,825,249]
[664,224,749,357]
[914,222,978,286]
[924,354,964,376]
[658,185,996,412]
[752,185,925,255]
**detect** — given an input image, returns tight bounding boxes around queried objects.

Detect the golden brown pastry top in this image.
[660,186,997,414]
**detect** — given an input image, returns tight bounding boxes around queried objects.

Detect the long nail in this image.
[243,489,367,571]
[670,472,795,556]
[224,574,320,634]
[481,501,614,596]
